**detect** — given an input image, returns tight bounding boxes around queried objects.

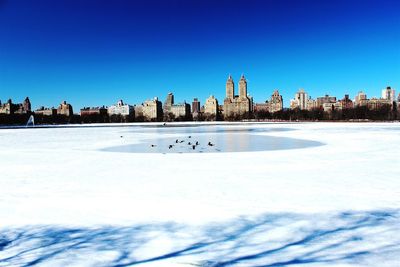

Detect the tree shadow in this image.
[1,210,399,266]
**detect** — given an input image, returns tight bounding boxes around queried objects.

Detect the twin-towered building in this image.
[223,74,251,117]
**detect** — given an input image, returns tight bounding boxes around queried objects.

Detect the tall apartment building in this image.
[204,95,218,116]
[355,91,368,106]
[381,86,396,102]
[290,89,308,110]
[141,97,163,121]
[192,98,200,115]
[223,74,251,117]
[269,90,283,113]
[163,92,190,118]
[57,101,73,116]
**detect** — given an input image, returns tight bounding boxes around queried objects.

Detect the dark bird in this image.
[188,136,191,138]
[195,141,199,146]
[208,142,214,146]
[192,145,196,150]
[120,136,123,138]
[151,144,156,147]
[175,139,179,143]
[180,140,184,143]
[188,142,191,145]
[169,145,173,149]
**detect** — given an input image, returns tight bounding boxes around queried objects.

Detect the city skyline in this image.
[1,81,396,113]
[1,0,399,109]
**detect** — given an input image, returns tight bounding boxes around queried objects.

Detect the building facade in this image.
[142,97,163,121]
[0,99,13,114]
[204,95,218,116]
[163,92,190,118]
[355,91,368,106]
[223,74,251,117]
[108,100,134,116]
[0,97,31,114]
[192,98,200,115]
[254,103,269,113]
[338,95,353,109]
[381,86,396,103]
[367,98,393,110]
[80,107,108,116]
[269,90,283,113]
[316,95,336,108]
[35,107,57,116]
[57,101,73,116]
[290,89,308,110]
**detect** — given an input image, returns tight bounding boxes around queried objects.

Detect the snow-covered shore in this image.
[0,122,399,266]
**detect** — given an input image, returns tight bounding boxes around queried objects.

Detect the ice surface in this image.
[0,122,399,266]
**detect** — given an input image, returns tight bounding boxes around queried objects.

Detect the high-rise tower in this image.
[239,74,247,99]
[226,75,234,100]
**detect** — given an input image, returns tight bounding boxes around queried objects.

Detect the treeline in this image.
[0,105,398,126]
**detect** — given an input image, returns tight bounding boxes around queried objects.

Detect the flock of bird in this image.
[150,135,215,151]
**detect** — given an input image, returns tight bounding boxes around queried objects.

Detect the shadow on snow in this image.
[0,210,399,266]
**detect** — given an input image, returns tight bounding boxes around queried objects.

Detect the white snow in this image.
[0,122,399,266]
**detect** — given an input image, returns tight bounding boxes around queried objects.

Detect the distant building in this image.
[381,86,396,102]
[35,106,57,116]
[80,107,108,116]
[338,95,353,109]
[171,103,191,118]
[254,102,269,113]
[163,92,174,113]
[0,99,13,114]
[204,95,218,117]
[163,92,190,118]
[316,95,336,108]
[367,98,392,110]
[108,100,134,116]
[14,97,32,114]
[248,95,254,113]
[355,91,368,106]
[223,74,251,117]
[397,93,400,110]
[306,98,317,110]
[57,101,73,116]
[142,97,163,121]
[269,90,283,113]
[322,102,341,112]
[0,97,31,114]
[290,89,308,110]
[192,98,200,115]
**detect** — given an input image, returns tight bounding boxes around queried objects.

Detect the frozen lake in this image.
[102,126,324,153]
[0,122,399,266]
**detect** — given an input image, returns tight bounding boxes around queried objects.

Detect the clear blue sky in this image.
[0,0,399,109]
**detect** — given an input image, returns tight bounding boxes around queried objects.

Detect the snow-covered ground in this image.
[0,122,399,266]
